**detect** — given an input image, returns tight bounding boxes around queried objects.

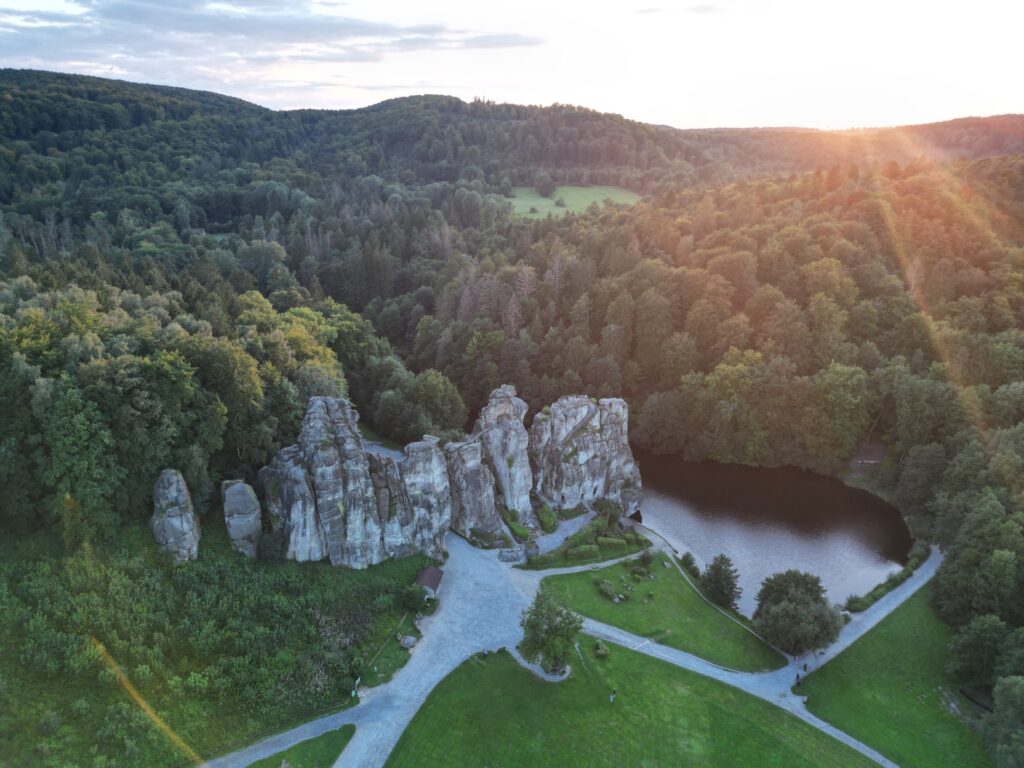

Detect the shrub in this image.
[399,584,426,612]
[594,641,609,659]
[598,580,616,599]
[594,499,622,519]
[597,536,627,549]
[558,504,586,519]
[568,544,599,560]
[679,552,701,579]
[537,505,558,534]
[508,521,531,542]
[638,550,654,567]
[630,566,649,580]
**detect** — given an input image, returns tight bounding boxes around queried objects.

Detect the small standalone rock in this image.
[221,480,262,559]
[150,469,200,563]
[399,635,418,649]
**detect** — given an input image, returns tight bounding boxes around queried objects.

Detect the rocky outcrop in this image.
[397,437,451,559]
[259,445,326,562]
[473,385,537,529]
[221,480,262,559]
[259,397,451,568]
[445,439,503,540]
[529,395,643,516]
[254,385,642,567]
[150,469,200,563]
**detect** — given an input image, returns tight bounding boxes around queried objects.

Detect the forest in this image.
[1,69,1022,767]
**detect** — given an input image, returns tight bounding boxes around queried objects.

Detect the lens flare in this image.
[90,637,206,766]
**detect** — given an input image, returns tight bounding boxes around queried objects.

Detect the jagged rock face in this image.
[299,397,383,567]
[221,480,262,559]
[397,437,451,559]
[445,439,503,540]
[150,469,200,563]
[259,445,326,562]
[256,387,642,565]
[529,396,643,516]
[259,397,451,568]
[473,384,538,529]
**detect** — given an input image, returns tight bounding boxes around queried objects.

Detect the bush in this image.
[399,584,426,612]
[597,580,616,600]
[508,521,531,542]
[594,641,609,659]
[597,536,627,549]
[844,540,931,612]
[558,504,586,519]
[593,499,622,519]
[679,552,701,579]
[568,544,599,560]
[630,566,649,580]
[537,505,558,534]
[638,550,654,567]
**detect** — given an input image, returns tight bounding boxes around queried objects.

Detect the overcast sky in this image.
[1,0,1020,129]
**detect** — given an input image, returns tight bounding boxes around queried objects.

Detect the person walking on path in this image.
[609,688,617,703]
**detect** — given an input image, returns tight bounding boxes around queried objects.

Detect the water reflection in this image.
[635,452,913,616]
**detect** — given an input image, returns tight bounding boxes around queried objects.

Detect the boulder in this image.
[150,469,200,563]
[221,480,262,559]
[529,395,643,516]
[444,439,503,540]
[473,385,537,529]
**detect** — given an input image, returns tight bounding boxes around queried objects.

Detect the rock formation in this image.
[529,395,643,516]
[259,444,326,562]
[259,397,451,568]
[221,480,262,559]
[150,469,200,563]
[445,439,503,540]
[473,384,538,529]
[254,385,642,567]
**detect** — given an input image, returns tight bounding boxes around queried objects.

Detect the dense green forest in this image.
[1,69,1023,766]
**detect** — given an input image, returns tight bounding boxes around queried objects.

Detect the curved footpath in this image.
[208,525,943,768]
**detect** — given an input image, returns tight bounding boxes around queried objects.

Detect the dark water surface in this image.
[634,452,913,616]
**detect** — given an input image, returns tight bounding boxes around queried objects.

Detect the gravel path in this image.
[211,524,942,768]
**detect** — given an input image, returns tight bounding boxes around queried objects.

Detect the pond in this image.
[634,452,913,616]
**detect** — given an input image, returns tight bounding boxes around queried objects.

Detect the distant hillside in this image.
[3,69,1022,196]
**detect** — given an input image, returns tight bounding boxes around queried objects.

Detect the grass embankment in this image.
[844,540,930,612]
[542,553,785,671]
[0,524,427,767]
[801,591,991,768]
[508,186,640,218]
[386,645,875,768]
[520,514,648,570]
[250,724,355,768]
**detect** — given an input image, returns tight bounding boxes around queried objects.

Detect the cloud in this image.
[686,4,718,13]
[0,0,541,105]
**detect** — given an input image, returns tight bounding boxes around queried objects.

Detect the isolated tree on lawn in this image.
[520,591,582,673]
[703,553,741,610]
[753,570,841,655]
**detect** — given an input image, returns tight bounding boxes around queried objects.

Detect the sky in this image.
[0,0,1021,130]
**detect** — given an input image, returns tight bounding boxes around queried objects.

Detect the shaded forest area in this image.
[1,70,1023,766]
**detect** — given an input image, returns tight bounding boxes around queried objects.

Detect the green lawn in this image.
[250,724,355,768]
[542,553,785,671]
[386,645,875,768]
[800,591,991,768]
[520,514,649,570]
[508,185,641,218]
